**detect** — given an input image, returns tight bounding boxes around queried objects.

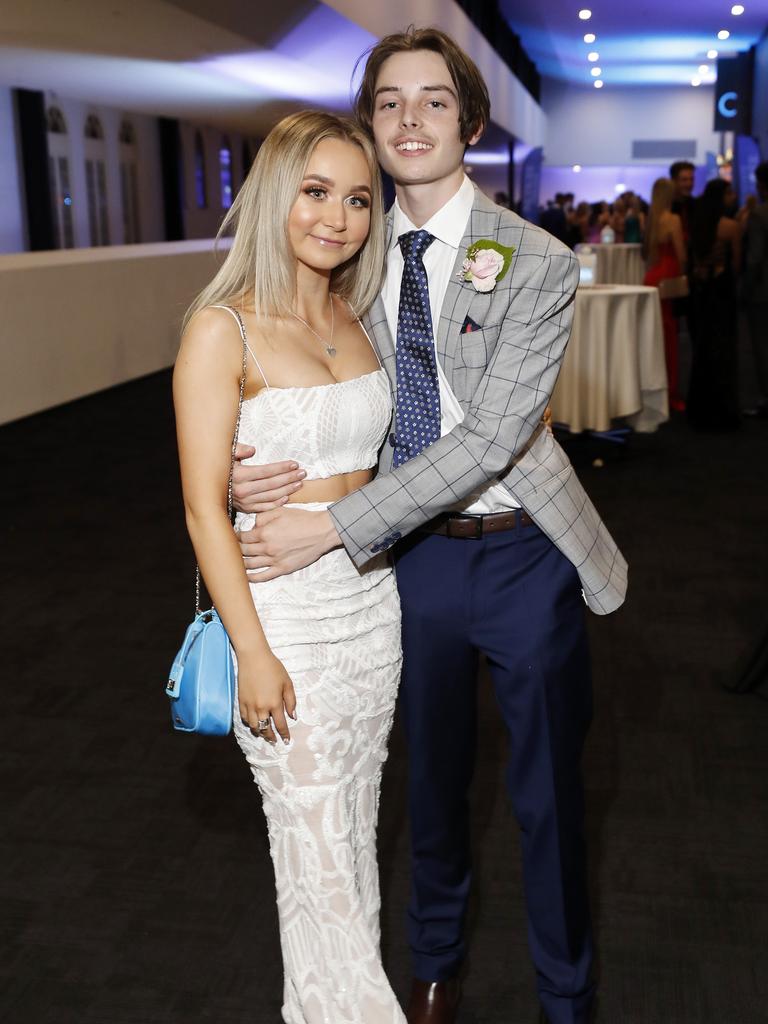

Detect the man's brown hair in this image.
[354,26,490,145]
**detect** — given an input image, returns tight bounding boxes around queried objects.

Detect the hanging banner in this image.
[715,54,753,134]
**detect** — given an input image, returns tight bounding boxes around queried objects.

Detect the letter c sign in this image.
[718,91,738,118]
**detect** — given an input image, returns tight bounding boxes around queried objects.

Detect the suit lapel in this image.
[365,292,396,380]
[435,188,498,367]
[364,211,396,384]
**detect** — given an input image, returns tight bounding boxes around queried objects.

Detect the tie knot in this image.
[398,230,434,261]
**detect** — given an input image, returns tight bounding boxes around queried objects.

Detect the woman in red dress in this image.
[644,177,687,411]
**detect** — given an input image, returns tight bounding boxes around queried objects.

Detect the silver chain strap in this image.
[195,307,249,616]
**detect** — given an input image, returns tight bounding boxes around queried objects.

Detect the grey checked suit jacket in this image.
[329,187,628,615]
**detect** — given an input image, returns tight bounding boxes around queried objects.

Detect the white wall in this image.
[0,86,26,252]
[542,79,720,169]
[0,240,230,424]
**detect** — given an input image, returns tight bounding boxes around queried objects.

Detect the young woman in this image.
[173,111,405,1024]
[644,177,687,411]
[687,178,743,431]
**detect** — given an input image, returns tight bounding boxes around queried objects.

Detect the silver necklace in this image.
[291,295,336,358]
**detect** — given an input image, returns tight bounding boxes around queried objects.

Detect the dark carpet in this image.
[1,364,767,1024]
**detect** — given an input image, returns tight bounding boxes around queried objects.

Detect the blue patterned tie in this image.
[393,230,441,467]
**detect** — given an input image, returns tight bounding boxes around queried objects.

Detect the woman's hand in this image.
[232,444,307,513]
[237,649,297,745]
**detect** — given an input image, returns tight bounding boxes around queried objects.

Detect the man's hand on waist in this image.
[237,508,341,581]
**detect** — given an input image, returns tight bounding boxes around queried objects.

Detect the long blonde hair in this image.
[184,111,385,328]
[645,177,675,265]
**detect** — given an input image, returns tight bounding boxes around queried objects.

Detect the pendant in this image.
[326,346,337,358]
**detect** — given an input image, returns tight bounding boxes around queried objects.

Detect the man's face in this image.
[370,50,481,188]
[673,168,694,199]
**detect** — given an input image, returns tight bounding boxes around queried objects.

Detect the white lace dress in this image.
[227,323,404,1023]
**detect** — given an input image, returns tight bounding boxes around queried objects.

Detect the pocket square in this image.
[460,315,483,334]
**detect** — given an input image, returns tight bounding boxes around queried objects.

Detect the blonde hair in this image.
[184,110,385,328]
[646,177,675,265]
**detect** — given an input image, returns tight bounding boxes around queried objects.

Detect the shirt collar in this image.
[390,174,475,251]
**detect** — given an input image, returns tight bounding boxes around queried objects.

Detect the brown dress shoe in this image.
[406,977,461,1024]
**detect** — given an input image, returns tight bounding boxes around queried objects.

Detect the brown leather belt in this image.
[419,509,535,539]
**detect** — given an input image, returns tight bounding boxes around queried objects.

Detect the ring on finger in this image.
[256,717,270,731]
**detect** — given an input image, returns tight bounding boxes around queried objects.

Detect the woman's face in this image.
[288,138,372,275]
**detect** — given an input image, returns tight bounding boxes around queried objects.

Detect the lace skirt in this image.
[233,505,405,1024]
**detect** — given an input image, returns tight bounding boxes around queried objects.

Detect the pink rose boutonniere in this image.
[460,239,516,293]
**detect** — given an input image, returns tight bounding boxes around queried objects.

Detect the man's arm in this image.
[239,246,577,581]
[331,248,579,566]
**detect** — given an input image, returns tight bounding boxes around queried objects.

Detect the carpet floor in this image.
[1,363,766,1024]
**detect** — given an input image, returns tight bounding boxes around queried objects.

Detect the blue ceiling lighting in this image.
[499,0,768,86]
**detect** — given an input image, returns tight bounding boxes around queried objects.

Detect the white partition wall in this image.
[0,240,229,424]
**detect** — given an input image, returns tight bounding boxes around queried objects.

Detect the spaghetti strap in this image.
[342,297,383,370]
[209,304,270,389]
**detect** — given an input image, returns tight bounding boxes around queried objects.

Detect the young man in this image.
[233,28,627,1024]
[669,159,696,241]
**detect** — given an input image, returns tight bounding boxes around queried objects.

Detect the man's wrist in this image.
[318,510,342,552]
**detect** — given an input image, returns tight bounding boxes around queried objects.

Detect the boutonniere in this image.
[459,240,516,293]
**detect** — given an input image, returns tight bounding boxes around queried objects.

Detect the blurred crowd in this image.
[535,160,768,429]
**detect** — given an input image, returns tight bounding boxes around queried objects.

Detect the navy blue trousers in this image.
[393,518,595,1024]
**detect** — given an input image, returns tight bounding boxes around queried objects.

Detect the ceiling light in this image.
[718,29,730,40]
[731,4,745,14]
[615,183,626,193]
[584,33,596,43]
[578,9,592,20]
[594,80,604,89]
[707,49,718,59]
[699,64,709,74]
[573,164,582,172]
[591,67,602,76]
[691,77,701,86]
[587,51,599,61]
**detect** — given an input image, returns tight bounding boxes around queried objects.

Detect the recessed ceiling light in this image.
[587,52,599,61]
[707,49,718,59]
[591,67,602,77]
[718,29,730,40]
[584,33,596,43]
[573,165,582,172]
[594,80,604,89]
[578,9,592,20]
[615,183,626,193]
[699,64,709,74]
[731,4,745,14]
[691,77,701,87]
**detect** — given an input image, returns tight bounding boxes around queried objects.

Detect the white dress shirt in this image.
[382,175,519,514]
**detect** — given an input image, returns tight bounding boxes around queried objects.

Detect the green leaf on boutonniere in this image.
[464,239,517,283]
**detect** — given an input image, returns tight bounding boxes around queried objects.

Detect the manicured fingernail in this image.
[283,737,290,745]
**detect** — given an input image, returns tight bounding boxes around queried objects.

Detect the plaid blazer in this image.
[330,187,628,615]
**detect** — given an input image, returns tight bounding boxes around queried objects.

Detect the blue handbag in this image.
[165,307,248,736]
[166,610,234,734]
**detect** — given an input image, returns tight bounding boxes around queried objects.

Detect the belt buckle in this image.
[448,514,483,539]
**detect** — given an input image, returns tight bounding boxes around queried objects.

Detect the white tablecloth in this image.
[575,243,645,285]
[551,285,668,433]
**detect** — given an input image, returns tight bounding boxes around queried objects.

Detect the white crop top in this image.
[211,305,392,481]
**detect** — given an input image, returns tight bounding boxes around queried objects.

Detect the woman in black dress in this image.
[687,179,743,431]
